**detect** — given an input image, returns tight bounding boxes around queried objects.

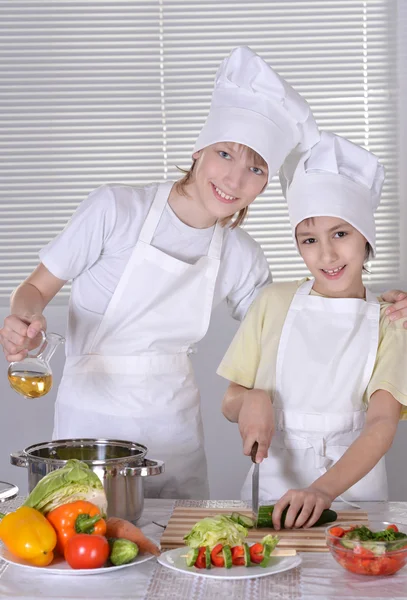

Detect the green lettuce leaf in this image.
[183,515,248,550]
[24,459,108,515]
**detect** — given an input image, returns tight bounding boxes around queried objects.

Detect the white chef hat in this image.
[280,131,385,257]
[193,46,319,183]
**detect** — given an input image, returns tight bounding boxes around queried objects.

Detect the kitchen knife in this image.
[251,441,259,526]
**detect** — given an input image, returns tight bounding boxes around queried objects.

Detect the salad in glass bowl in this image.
[326,521,407,576]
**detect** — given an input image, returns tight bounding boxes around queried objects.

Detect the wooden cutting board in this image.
[160,506,369,552]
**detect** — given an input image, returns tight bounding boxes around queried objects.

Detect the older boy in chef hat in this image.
[218,132,407,526]
[0,46,322,503]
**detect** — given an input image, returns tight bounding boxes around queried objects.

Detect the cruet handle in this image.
[27,329,47,359]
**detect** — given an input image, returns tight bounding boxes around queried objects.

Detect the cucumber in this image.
[260,543,273,568]
[230,512,255,528]
[205,546,211,569]
[222,545,232,569]
[257,505,337,529]
[243,543,251,567]
[340,539,355,549]
[186,548,199,567]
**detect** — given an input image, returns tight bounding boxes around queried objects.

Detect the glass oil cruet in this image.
[7,331,65,399]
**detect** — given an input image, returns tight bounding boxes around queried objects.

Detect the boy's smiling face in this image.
[189,142,268,223]
[296,216,368,298]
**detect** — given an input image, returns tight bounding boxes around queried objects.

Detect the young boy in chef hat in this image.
[218,131,407,524]
[0,47,323,500]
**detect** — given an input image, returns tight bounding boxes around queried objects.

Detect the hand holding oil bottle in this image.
[0,314,64,399]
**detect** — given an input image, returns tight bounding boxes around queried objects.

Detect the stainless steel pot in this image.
[10,438,164,522]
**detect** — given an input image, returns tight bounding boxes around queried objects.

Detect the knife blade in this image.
[251,441,259,526]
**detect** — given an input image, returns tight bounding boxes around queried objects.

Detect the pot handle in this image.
[10,451,28,468]
[119,459,165,477]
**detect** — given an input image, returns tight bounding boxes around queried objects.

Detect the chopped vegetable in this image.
[106,516,161,556]
[24,460,107,516]
[0,506,57,567]
[222,545,232,568]
[108,538,139,566]
[243,543,251,567]
[205,546,211,570]
[260,543,273,568]
[47,500,107,555]
[249,542,264,564]
[195,546,207,569]
[230,512,255,528]
[257,505,337,529]
[64,533,109,569]
[183,514,248,550]
[186,547,199,567]
[210,543,225,567]
[231,544,245,566]
[328,523,407,576]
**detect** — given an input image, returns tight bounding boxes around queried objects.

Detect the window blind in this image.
[0,0,400,303]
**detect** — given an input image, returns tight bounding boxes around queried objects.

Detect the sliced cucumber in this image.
[229,512,255,528]
[243,543,251,567]
[222,545,232,569]
[238,514,256,528]
[230,512,241,524]
[257,505,338,529]
[186,548,199,567]
[205,546,211,569]
[260,543,273,568]
[341,539,355,549]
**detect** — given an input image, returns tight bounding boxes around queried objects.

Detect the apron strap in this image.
[207,221,224,260]
[138,181,174,244]
[296,278,315,295]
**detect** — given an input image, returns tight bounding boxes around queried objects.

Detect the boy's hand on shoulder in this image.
[271,486,332,531]
[238,389,274,463]
[382,290,407,329]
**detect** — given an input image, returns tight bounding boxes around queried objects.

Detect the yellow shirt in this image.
[217,279,407,420]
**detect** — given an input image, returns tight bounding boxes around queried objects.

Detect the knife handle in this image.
[250,441,258,463]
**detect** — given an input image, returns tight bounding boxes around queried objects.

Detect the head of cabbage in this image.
[24,459,108,515]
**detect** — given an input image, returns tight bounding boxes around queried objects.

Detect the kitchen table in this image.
[1,497,406,600]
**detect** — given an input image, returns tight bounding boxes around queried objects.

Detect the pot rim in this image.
[14,438,149,467]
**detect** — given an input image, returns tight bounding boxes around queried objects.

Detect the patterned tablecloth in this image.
[1,497,406,600]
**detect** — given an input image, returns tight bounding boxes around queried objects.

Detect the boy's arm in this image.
[0,263,66,361]
[271,389,401,530]
[222,383,274,463]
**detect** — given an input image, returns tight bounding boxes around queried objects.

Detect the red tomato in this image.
[64,534,109,570]
[353,546,374,557]
[195,547,207,569]
[386,524,399,533]
[249,543,264,564]
[231,545,245,566]
[210,544,224,568]
[329,527,345,538]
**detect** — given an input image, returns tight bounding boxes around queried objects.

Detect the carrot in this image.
[106,517,161,556]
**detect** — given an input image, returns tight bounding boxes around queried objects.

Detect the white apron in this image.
[53,182,224,499]
[242,278,388,503]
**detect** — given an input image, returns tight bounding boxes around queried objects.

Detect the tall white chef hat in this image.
[280,131,385,257]
[193,46,320,183]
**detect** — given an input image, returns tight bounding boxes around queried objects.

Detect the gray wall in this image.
[1,303,406,500]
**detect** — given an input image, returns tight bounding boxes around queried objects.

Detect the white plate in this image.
[157,547,302,580]
[0,545,155,576]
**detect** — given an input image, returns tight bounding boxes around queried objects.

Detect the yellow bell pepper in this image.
[0,506,57,566]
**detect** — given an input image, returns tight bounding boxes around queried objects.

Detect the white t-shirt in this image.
[40,183,271,356]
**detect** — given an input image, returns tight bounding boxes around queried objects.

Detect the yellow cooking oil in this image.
[8,370,53,398]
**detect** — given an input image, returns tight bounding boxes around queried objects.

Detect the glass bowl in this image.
[325,521,407,576]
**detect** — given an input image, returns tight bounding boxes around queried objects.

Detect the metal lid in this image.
[15,438,148,467]
[0,481,19,502]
